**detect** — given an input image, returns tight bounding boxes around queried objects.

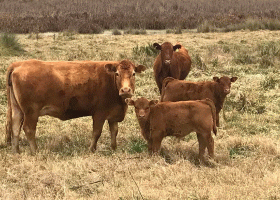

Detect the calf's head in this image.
[105,60,146,99]
[213,76,238,95]
[126,97,158,121]
[153,42,181,66]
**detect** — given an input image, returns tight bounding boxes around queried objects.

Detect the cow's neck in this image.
[213,82,227,110]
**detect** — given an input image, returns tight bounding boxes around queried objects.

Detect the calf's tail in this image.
[160,77,175,102]
[203,98,217,135]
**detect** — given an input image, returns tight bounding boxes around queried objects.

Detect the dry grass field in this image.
[0,30,279,199]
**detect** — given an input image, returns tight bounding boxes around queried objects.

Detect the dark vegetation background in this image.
[1,0,280,33]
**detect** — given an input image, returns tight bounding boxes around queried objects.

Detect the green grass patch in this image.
[127,137,147,154]
[0,33,25,56]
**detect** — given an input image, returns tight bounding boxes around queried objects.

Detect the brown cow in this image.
[161,76,238,127]
[153,42,191,94]
[6,59,146,154]
[126,97,217,161]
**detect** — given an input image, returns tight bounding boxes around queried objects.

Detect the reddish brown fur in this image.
[153,42,191,94]
[161,76,238,126]
[126,97,217,161]
[6,59,146,154]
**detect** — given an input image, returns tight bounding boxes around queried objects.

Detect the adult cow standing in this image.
[153,42,191,94]
[6,59,146,154]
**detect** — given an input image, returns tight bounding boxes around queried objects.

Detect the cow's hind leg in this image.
[196,133,207,162]
[11,104,24,153]
[108,121,118,150]
[22,112,39,155]
[90,114,106,152]
[206,134,214,159]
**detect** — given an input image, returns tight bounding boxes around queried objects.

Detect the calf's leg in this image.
[206,134,214,159]
[196,133,207,162]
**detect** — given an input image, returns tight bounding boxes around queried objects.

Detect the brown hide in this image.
[126,97,216,161]
[6,59,146,154]
[161,76,238,126]
[153,42,191,94]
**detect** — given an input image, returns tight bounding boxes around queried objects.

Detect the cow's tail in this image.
[160,77,175,102]
[6,65,14,145]
[203,98,217,135]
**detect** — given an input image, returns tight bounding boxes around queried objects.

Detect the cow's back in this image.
[150,101,213,137]
[10,60,121,120]
[161,79,216,104]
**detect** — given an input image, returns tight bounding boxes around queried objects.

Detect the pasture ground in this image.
[0,30,279,199]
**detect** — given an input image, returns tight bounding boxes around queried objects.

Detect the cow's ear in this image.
[105,64,117,72]
[125,98,134,106]
[213,77,220,82]
[231,77,238,82]
[149,100,159,106]
[153,43,161,50]
[135,65,146,73]
[173,44,181,51]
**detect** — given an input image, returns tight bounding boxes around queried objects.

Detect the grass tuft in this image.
[0,33,25,56]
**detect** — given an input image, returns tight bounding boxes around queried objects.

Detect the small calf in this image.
[161,76,238,126]
[126,97,217,161]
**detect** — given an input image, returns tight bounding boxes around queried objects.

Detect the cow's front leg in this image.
[108,121,118,150]
[90,114,106,152]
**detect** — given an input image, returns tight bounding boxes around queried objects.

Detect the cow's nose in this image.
[120,87,131,94]
[164,60,171,65]
[120,87,132,97]
[224,89,230,94]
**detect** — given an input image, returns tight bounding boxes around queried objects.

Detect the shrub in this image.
[132,43,158,57]
[260,75,278,90]
[124,29,147,35]
[192,54,206,70]
[197,21,216,33]
[0,33,25,56]
[112,29,122,35]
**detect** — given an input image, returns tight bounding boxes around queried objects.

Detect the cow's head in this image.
[126,97,158,121]
[153,42,181,66]
[213,76,238,95]
[105,60,146,99]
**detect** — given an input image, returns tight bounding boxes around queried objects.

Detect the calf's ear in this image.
[135,65,146,73]
[125,98,134,106]
[231,77,238,82]
[105,64,117,72]
[213,77,220,82]
[173,44,181,51]
[153,43,161,50]
[149,100,159,106]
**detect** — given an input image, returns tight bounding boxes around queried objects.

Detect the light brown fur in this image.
[126,97,217,161]
[161,76,238,126]
[6,59,146,154]
[153,42,191,94]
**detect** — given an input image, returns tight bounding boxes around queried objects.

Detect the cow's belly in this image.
[40,105,63,118]
[40,105,91,120]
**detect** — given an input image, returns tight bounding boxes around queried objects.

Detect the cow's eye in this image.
[132,72,136,76]
[115,72,119,76]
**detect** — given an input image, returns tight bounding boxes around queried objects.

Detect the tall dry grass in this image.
[1,0,280,33]
[0,30,279,199]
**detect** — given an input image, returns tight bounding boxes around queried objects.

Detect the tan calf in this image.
[126,97,217,161]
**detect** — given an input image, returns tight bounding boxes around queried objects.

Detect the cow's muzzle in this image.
[224,89,230,94]
[119,87,133,98]
[164,59,171,65]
